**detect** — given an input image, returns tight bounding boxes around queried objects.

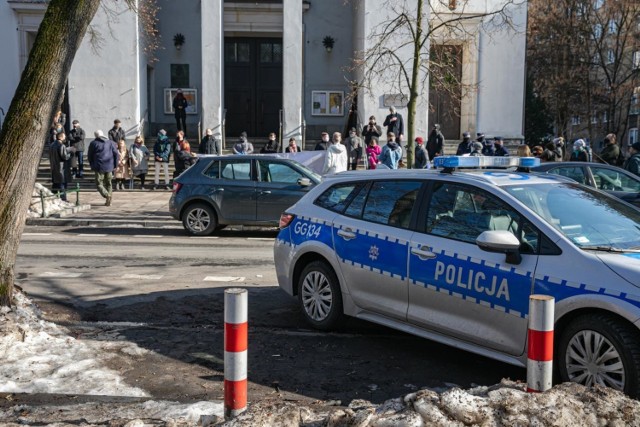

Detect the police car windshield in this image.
[503,183,640,250]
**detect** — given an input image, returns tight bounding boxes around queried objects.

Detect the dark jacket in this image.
[426,129,444,158]
[260,141,278,154]
[88,137,119,173]
[154,135,171,162]
[108,126,126,143]
[383,113,404,138]
[69,127,86,151]
[570,150,589,162]
[456,139,472,155]
[482,143,495,156]
[345,136,363,161]
[314,141,328,151]
[493,145,509,157]
[200,135,221,155]
[49,140,71,184]
[600,144,620,165]
[286,145,300,153]
[624,153,640,177]
[175,149,196,175]
[173,95,188,117]
[415,144,430,169]
[361,124,382,145]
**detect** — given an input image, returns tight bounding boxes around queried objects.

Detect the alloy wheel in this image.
[186,208,211,232]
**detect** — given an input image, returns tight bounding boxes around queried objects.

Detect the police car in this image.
[274,156,640,397]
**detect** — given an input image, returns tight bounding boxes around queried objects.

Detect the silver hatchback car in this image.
[275,158,640,397]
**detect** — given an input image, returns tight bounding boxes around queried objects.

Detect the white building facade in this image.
[0,0,527,144]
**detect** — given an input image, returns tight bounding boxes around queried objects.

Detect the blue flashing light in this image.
[433,156,540,169]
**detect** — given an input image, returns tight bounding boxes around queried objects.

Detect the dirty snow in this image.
[2,291,640,426]
[27,183,75,218]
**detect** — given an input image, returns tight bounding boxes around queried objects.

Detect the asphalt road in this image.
[15,225,525,406]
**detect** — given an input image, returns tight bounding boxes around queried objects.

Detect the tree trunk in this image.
[406,0,424,169]
[0,0,100,306]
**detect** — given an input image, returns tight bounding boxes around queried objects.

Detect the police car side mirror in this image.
[298,177,311,187]
[476,230,522,265]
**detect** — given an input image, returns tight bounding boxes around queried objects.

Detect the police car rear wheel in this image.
[183,203,217,236]
[298,261,343,331]
[558,314,640,398]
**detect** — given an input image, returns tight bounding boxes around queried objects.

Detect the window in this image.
[425,183,538,253]
[593,24,603,39]
[629,128,638,146]
[632,88,640,115]
[591,113,598,124]
[548,167,588,185]
[593,0,604,10]
[204,160,220,178]
[220,160,251,181]
[315,182,365,213]
[602,110,608,123]
[571,115,582,125]
[607,49,615,64]
[608,19,617,34]
[362,181,422,229]
[633,51,640,70]
[344,182,370,218]
[259,42,283,63]
[257,161,302,184]
[225,42,250,63]
[591,167,640,192]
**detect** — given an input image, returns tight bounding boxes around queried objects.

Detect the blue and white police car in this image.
[274,156,640,397]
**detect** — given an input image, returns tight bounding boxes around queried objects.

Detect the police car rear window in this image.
[315,182,366,213]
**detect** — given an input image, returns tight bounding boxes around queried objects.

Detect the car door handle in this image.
[337,229,356,240]
[259,190,271,195]
[411,246,436,260]
[213,188,224,193]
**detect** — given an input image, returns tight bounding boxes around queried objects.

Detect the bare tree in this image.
[0,0,155,306]
[351,0,524,167]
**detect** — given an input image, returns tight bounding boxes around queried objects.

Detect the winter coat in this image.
[456,139,472,155]
[361,124,382,145]
[200,135,221,155]
[624,153,640,177]
[176,149,197,175]
[322,142,348,175]
[367,145,382,169]
[379,141,403,169]
[129,143,150,176]
[108,126,126,144]
[345,136,363,162]
[314,141,328,151]
[493,145,510,157]
[570,150,589,162]
[88,137,119,173]
[154,135,171,162]
[49,140,71,184]
[286,145,300,153]
[383,113,404,139]
[426,130,444,159]
[173,95,188,117]
[69,127,86,151]
[415,144,430,169]
[600,144,620,165]
[482,144,495,156]
[261,141,278,154]
[114,148,131,179]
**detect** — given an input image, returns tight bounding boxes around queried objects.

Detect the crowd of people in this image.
[48,103,640,205]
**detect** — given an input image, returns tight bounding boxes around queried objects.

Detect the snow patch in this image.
[27,183,75,218]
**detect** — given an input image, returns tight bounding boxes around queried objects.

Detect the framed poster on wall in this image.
[164,88,198,114]
[311,90,344,116]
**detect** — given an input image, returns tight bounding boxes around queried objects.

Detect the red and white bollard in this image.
[224,288,248,418]
[527,294,555,393]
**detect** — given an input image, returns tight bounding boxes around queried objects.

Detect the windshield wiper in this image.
[580,245,640,253]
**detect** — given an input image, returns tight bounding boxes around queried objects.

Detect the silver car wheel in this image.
[186,208,211,232]
[301,271,333,322]
[565,330,625,391]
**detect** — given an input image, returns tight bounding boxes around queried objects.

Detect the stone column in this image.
[282,0,303,147]
[201,1,224,139]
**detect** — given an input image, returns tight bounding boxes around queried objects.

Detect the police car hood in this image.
[596,252,640,287]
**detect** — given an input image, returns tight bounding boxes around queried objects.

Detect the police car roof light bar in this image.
[433,156,540,171]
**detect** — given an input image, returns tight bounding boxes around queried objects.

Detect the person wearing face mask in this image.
[456,132,472,155]
[200,128,221,155]
[315,132,330,150]
[261,132,278,153]
[344,127,363,170]
[362,115,382,146]
[322,132,348,175]
[493,137,509,157]
[479,133,494,156]
[570,139,589,162]
[599,133,620,166]
[426,124,444,159]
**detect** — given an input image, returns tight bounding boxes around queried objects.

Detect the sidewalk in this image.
[26,189,176,228]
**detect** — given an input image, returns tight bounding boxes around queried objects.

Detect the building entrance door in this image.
[224,38,283,138]
[428,45,462,140]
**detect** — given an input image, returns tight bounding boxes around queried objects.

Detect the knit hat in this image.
[631,142,640,152]
[415,137,424,144]
[573,139,586,149]
[158,129,167,136]
[72,119,79,125]
[472,141,483,151]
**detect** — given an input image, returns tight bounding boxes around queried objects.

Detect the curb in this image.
[25,217,177,228]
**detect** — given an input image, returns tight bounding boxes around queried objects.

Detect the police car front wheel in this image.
[298,261,344,331]
[557,313,640,398]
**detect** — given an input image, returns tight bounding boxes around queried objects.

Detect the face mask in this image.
[322,136,329,142]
